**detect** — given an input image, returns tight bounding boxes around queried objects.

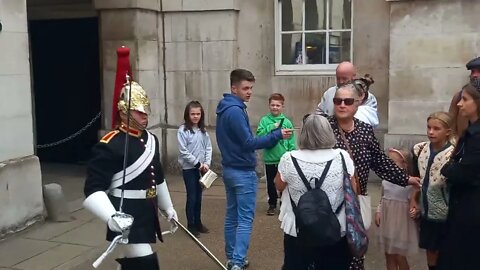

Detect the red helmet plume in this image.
[111,47,133,129]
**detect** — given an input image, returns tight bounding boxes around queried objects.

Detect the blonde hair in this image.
[427,111,456,144]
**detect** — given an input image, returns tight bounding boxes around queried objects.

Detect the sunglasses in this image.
[333,98,356,106]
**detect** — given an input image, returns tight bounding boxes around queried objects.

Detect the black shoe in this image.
[187,226,200,237]
[196,224,210,234]
[116,252,159,270]
[267,206,276,216]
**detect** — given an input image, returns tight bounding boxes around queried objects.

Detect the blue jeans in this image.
[222,167,258,267]
[182,168,203,227]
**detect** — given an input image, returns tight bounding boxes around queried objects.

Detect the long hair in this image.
[461,82,480,119]
[427,111,455,145]
[183,101,206,133]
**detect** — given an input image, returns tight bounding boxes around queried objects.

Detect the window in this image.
[275,0,353,75]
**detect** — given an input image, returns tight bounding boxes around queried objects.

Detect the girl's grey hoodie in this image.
[177,124,212,170]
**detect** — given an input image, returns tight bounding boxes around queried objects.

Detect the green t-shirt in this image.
[256,113,296,164]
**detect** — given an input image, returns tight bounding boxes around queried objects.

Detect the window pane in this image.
[305,33,327,64]
[330,0,351,30]
[282,33,303,65]
[305,0,327,30]
[281,0,303,31]
[329,31,351,64]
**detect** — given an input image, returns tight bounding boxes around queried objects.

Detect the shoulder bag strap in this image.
[338,128,361,194]
[333,153,352,214]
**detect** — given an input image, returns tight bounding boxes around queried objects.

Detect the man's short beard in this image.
[470,77,480,91]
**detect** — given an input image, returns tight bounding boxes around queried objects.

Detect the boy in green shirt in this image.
[256,93,296,215]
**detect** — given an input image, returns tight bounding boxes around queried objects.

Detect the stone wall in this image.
[385,0,480,149]
[95,0,392,173]
[0,0,44,237]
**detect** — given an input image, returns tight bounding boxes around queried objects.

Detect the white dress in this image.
[376,180,419,256]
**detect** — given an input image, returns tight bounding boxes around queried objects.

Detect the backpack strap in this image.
[335,201,344,215]
[291,155,333,191]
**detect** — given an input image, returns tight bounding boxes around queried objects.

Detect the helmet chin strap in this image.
[119,112,147,131]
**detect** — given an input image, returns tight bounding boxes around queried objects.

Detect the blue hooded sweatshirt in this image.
[216,93,282,170]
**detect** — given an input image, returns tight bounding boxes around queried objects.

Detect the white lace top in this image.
[278,149,355,237]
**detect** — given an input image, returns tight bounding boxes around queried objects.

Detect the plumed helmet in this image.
[117,81,151,115]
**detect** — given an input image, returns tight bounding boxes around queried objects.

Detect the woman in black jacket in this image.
[438,82,480,270]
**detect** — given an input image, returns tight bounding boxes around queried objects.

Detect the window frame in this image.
[274,0,354,76]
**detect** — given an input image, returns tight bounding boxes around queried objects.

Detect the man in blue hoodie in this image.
[216,69,292,270]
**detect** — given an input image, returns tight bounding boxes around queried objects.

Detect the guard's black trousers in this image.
[116,252,159,270]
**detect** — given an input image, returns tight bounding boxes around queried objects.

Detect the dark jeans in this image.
[182,168,203,227]
[283,234,351,270]
[265,164,279,207]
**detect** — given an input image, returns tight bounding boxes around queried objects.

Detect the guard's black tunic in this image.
[84,128,165,243]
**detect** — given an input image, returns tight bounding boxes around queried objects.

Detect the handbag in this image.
[340,153,369,258]
[338,128,372,230]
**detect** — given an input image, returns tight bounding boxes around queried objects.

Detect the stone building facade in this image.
[0,0,43,238]
[0,0,478,235]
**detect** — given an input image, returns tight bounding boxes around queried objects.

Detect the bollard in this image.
[43,183,73,222]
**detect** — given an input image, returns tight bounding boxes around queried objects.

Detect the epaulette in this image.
[100,130,120,143]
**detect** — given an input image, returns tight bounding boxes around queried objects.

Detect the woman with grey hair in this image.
[328,84,421,270]
[275,114,355,270]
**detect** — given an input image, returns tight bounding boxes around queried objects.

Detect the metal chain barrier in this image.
[36,112,102,149]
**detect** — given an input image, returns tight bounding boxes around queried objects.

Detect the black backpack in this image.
[289,155,344,249]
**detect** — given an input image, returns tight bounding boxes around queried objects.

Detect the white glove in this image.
[83,191,123,232]
[157,181,177,221]
[165,208,178,222]
[107,217,123,233]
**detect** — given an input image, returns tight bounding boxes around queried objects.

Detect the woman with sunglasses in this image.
[328,83,421,270]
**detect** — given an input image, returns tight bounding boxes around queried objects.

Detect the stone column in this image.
[0,0,43,238]
[94,0,163,134]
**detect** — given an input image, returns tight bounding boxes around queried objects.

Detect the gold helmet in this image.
[117,81,151,115]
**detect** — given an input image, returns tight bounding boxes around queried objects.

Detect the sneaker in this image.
[266,206,276,216]
[244,258,250,268]
[187,226,200,237]
[226,259,249,269]
[231,265,245,270]
[226,260,233,270]
[196,224,210,234]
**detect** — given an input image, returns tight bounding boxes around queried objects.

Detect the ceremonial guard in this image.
[83,47,177,270]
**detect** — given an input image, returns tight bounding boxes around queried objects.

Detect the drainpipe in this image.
[159,0,169,168]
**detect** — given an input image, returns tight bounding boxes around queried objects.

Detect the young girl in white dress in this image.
[375,148,419,270]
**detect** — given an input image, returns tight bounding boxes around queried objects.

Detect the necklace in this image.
[339,121,355,133]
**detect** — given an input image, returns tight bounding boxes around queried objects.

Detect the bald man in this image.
[315,62,379,127]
